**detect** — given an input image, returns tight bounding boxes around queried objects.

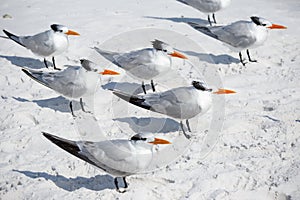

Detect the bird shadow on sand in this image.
[102,81,152,95]
[114,117,181,134]
[144,16,209,26]
[13,96,82,113]
[0,55,47,69]
[13,170,115,191]
[180,50,240,64]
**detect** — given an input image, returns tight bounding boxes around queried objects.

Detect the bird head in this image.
[80,59,120,75]
[152,39,188,59]
[51,24,80,36]
[130,133,171,145]
[250,16,287,30]
[192,81,236,94]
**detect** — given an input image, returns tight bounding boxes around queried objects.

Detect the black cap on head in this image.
[250,16,262,26]
[50,24,60,32]
[192,81,212,91]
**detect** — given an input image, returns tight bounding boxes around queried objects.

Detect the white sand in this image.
[0,0,299,199]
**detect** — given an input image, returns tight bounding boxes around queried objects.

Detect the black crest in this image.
[250,16,262,26]
[152,39,167,51]
[130,134,147,141]
[50,24,60,32]
[192,81,212,91]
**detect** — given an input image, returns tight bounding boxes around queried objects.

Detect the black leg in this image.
[52,57,61,70]
[69,101,76,117]
[208,15,212,26]
[151,80,156,92]
[123,177,128,188]
[186,119,191,132]
[114,177,126,193]
[142,81,147,94]
[180,121,190,139]
[246,49,257,62]
[239,52,246,66]
[44,58,49,68]
[79,98,86,112]
[212,13,217,24]
[80,98,92,114]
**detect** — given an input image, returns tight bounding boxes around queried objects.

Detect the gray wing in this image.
[80,140,139,176]
[43,132,137,176]
[211,21,256,48]
[113,87,200,119]
[189,21,256,48]
[94,47,122,68]
[95,47,154,71]
[188,22,219,39]
[22,66,87,98]
[20,30,56,56]
[145,88,200,118]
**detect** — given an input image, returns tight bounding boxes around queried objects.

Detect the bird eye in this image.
[163,49,167,52]
[262,23,267,26]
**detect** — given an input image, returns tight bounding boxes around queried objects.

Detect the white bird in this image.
[113,81,235,138]
[94,39,188,94]
[177,0,231,26]
[3,24,80,70]
[22,59,120,116]
[42,132,171,193]
[188,16,287,65]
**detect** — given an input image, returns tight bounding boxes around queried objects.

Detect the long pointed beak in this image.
[66,30,80,36]
[149,138,171,145]
[99,69,120,75]
[169,51,188,59]
[267,24,287,29]
[213,89,236,94]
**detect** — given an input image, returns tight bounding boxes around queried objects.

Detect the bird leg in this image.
[43,58,49,68]
[151,80,156,92]
[246,49,257,62]
[186,119,192,132]
[69,101,76,117]
[114,177,127,193]
[79,98,91,114]
[212,13,217,24]
[52,57,61,70]
[208,15,212,26]
[180,121,191,139]
[239,52,247,66]
[123,177,128,189]
[142,81,147,94]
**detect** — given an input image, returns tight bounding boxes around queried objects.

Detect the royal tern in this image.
[188,16,287,65]
[3,24,80,70]
[177,0,231,26]
[94,39,187,94]
[42,132,171,193]
[113,81,235,138]
[22,59,119,116]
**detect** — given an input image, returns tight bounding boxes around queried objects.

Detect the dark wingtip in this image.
[3,29,13,38]
[42,132,52,140]
[113,91,151,110]
[21,68,31,76]
[42,131,59,143]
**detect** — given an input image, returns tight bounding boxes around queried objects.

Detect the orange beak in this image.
[149,138,171,145]
[213,89,236,94]
[169,51,188,59]
[99,69,120,75]
[66,30,80,36]
[267,24,287,29]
